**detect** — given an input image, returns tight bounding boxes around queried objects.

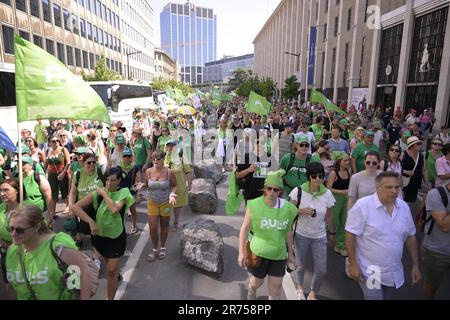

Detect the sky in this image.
[151,0,281,59]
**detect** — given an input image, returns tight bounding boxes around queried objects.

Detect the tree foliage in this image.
[82,56,123,81]
[282,76,300,100]
[228,68,253,91]
[151,77,193,96]
[236,74,276,100]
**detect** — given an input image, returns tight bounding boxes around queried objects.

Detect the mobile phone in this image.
[311,209,317,218]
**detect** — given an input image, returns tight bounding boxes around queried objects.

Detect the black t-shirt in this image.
[236,152,271,201]
[387,124,401,145]
[119,164,142,193]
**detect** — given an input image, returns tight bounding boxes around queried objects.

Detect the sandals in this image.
[130,225,138,234]
[147,249,159,262]
[158,247,166,260]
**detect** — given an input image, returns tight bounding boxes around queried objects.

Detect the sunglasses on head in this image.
[266,186,281,193]
[86,160,97,165]
[310,174,324,180]
[9,225,33,234]
[365,161,379,166]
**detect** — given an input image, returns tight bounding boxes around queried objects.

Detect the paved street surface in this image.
[1,174,449,300]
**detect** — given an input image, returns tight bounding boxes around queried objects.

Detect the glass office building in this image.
[160,1,217,84]
[204,54,254,84]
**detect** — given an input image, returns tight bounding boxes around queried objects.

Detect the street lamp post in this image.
[285,51,301,104]
[126,50,142,80]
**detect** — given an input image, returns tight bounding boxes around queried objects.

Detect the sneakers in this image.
[94,259,102,271]
[296,289,306,300]
[334,247,348,257]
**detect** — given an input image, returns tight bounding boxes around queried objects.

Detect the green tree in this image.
[282,76,300,100]
[82,56,123,81]
[228,68,252,91]
[152,77,193,96]
[236,75,275,100]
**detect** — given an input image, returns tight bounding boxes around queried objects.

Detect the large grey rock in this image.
[193,159,223,184]
[181,218,224,276]
[188,179,217,214]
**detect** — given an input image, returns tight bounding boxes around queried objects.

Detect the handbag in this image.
[244,240,262,269]
[402,152,419,187]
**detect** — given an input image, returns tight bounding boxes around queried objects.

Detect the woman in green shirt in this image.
[425,138,443,188]
[156,126,173,152]
[73,167,135,300]
[5,205,94,300]
[238,169,297,300]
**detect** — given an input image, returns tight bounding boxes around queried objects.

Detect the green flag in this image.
[221,92,233,102]
[310,88,347,115]
[14,35,110,123]
[225,170,244,216]
[246,91,271,116]
[173,87,185,103]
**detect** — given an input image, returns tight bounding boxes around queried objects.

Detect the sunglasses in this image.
[51,140,59,143]
[310,174,324,180]
[365,161,379,166]
[299,143,309,148]
[390,149,401,153]
[266,186,281,192]
[86,161,97,165]
[432,142,443,146]
[26,140,33,143]
[152,157,163,161]
[9,225,33,234]
[123,155,132,158]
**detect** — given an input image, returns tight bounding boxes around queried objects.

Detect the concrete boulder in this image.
[193,160,223,184]
[181,218,224,276]
[188,179,218,214]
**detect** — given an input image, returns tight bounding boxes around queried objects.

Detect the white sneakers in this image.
[334,246,348,257]
[94,259,102,271]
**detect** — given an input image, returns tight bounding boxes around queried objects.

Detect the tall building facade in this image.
[160,1,217,85]
[253,0,450,127]
[154,47,181,81]
[120,0,154,81]
[0,0,154,82]
[204,54,254,84]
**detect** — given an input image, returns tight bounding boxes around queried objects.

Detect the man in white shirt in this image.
[345,171,422,300]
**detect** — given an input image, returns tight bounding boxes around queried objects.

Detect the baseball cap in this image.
[402,130,412,138]
[115,133,126,144]
[365,131,375,137]
[122,148,133,156]
[166,140,177,146]
[74,147,90,154]
[21,156,34,164]
[296,135,309,144]
[15,145,30,154]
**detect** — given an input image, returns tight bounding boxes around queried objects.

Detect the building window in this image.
[323,23,327,41]
[87,22,92,40]
[45,39,54,55]
[42,0,51,23]
[98,28,103,44]
[325,0,328,14]
[107,8,111,24]
[334,16,339,37]
[53,4,62,27]
[2,25,14,54]
[30,0,40,18]
[109,34,113,49]
[104,32,108,47]
[347,8,352,31]
[66,46,74,65]
[33,34,43,48]
[80,18,85,37]
[75,48,81,67]
[82,50,88,68]
[101,4,106,20]
[84,0,89,11]
[63,9,70,31]
[72,14,79,34]
[0,0,11,5]
[89,53,94,69]
[16,0,27,12]
[378,24,403,85]
[96,0,100,16]
[93,26,98,42]
[106,58,110,68]
[90,0,95,13]
[19,30,30,41]
[57,42,65,63]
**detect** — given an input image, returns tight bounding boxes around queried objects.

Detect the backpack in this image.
[49,236,99,299]
[284,153,312,190]
[416,186,448,234]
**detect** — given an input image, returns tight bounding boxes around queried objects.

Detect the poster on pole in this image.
[307,26,317,86]
[351,88,369,114]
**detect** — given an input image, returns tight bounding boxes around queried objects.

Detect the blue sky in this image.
[151,0,281,58]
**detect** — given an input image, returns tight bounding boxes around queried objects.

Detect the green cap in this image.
[74,147,90,154]
[73,135,88,146]
[264,169,286,189]
[296,135,309,144]
[18,145,30,154]
[166,140,177,146]
[365,131,375,137]
[339,119,349,126]
[21,156,34,164]
[332,151,349,161]
[122,148,133,156]
[115,133,126,144]
[402,130,412,138]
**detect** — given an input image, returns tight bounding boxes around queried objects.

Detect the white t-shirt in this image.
[374,130,383,147]
[289,187,336,239]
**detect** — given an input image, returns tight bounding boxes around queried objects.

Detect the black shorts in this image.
[247,258,287,279]
[47,172,69,200]
[91,230,127,259]
[0,250,7,283]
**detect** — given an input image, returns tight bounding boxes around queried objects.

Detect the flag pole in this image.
[17,122,24,204]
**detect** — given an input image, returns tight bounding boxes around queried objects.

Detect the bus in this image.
[88,81,154,133]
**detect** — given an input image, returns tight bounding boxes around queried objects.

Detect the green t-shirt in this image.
[157,135,173,151]
[133,137,151,166]
[94,188,135,238]
[23,172,45,212]
[0,203,12,243]
[70,162,82,175]
[248,197,297,260]
[279,153,317,196]
[425,151,442,182]
[34,123,47,145]
[351,142,380,172]
[6,232,78,300]
[75,168,104,200]
[310,124,323,141]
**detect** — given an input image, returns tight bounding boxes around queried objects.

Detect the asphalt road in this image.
[1,174,449,300]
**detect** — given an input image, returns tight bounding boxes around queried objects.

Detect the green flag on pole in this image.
[246,91,271,116]
[14,35,111,123]
[310,88,347,115]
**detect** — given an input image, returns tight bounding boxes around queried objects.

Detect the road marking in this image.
[282,273,298,300]
[115,223,150,300]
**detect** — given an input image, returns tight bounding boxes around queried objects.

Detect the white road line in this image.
[115,223,150,300]
[282,273,298,300]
